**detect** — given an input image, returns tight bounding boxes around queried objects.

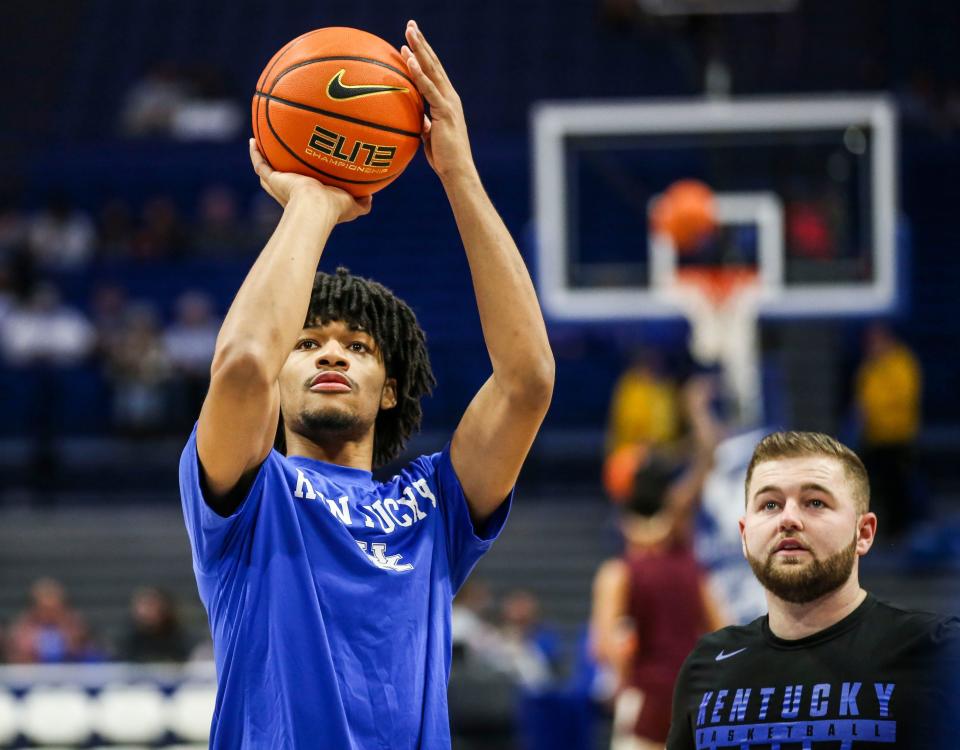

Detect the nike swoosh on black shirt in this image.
[326,69,408,101]
[715,647,748,661]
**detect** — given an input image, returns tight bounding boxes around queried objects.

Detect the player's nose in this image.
[314,341,349,368]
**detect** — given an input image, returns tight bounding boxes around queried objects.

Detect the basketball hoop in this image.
[668,266,763,427]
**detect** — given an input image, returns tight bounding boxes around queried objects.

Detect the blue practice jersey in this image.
[179,425,511,749]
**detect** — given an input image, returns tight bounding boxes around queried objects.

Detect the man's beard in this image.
[289,406,365,444]
[747,534,858,604]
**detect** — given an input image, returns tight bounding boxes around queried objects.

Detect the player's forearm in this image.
[213,194,338,379]
[442,171,554,400]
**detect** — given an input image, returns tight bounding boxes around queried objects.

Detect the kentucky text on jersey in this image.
[695,682,897,748]
[179,425,511,749]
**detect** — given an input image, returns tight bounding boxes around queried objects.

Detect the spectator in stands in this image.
[164,291,220,426]
[498,589,561,687]
[89,283,130,355]
[132,196,190,261]
[449,580,518,747]
[0,282,96,367]
[5,578,91,663]
[0,283,95,502]
[605,348,680,457]
[119,62,192,137]
[103,302,173,435]
[451,579,502,667]
[27,192,96,270]
[854,322,922,538]
[194,184,250,256]
[120,587,191,663]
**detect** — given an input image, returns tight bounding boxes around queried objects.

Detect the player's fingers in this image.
[249,138,273,179]
[407,21,447,82]
[405,21,451,93]
[400,45,444,109]
[356,196,373,215]
[422,114,432,136]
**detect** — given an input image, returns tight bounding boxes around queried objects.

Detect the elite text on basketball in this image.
[306,125,396,174]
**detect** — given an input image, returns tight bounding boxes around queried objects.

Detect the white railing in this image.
[0,661,215,748]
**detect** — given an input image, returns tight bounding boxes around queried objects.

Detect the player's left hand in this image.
[401,20,476,183]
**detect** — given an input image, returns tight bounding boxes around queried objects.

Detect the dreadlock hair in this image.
[276,267,436,467]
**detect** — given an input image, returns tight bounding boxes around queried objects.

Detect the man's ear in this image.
[739,517,748,560]
[381,377,398,410]
[856,512,878,556]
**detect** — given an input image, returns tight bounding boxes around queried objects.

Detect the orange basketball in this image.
[651,179,717,254]
[252,27,423,197]
[602,443,649,504]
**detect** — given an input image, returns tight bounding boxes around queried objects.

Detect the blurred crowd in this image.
[0,188,287,437]
[0,280,219,436]
[0,187,280,270]
[0,578,198,666]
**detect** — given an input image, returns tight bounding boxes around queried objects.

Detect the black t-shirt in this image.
[667,593,960,749]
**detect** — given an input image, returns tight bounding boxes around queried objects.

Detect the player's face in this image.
[740,456,876,604]
[277,320,397,446]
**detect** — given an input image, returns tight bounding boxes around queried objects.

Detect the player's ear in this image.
[380,377,397,410]
[739,517,747,559]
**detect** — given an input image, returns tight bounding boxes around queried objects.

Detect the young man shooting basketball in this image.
[179,20,553,749]
[666,432,960,749]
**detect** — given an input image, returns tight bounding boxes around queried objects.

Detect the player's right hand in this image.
[249,138,371,224]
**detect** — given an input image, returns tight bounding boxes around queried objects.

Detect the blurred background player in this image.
[592,377,725,750]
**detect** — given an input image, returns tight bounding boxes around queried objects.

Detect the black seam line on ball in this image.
[255,35,302,144]
[270,55,418,92]
[255,91,421,139]
[264,99,395,185]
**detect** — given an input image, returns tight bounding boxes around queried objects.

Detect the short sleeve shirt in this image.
[667,594,960,749]
[179,425,511,749]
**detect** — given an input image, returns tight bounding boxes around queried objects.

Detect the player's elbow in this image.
[515,355,555,409]
[500,356,555,412]
[210,341,275,391]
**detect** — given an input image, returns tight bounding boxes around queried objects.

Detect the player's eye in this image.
[808,498,825,508]
[349,341,370,353]
[762,500,779,511]
[296,339,318,350]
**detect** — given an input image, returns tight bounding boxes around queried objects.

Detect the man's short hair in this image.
[745,431,871,514]
[278,267,436,467]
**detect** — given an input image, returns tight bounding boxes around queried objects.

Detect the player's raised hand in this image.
[248,139,371,223]
[401,20,476,182]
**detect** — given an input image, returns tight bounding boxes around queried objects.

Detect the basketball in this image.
[651,178,717,254]
[602,443,649,504]
[252,27,424,197]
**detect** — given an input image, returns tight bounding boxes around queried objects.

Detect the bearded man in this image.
[667,431,960,749]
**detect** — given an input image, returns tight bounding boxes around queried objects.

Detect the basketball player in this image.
[178,20,553,749]
[591,377,725,750]
[667,432,960,749]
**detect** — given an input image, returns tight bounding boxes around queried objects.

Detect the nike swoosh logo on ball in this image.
[326,69,408,101]
[715,647,748,661]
